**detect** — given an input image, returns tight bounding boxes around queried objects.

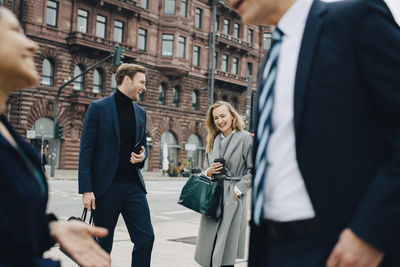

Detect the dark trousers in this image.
[94,179,154,267]
[249,219,330,267]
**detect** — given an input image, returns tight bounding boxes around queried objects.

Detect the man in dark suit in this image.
[230,0,400,266]
[78,63,154,266]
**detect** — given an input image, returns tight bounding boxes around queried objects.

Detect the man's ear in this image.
[122,75,130,85]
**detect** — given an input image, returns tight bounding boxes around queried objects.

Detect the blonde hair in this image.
[115,63,147,86]
[205,101,245,153]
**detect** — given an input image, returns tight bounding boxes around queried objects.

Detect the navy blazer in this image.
[78,94,148,198]
[0,115,58,266]
[249,0,400,265]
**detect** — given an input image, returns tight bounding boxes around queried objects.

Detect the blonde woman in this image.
[195,101,253,267]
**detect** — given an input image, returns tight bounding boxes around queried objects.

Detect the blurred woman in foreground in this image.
[0,7,110,267]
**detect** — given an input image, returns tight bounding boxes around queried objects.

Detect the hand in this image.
[326,228,384,267]
[233,189,239,199]
[130,146,145,164]
[82,192,96,211]
[50,220,111,267]
[206,162,224,176]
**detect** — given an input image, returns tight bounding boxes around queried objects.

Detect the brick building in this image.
[2,0,271,171]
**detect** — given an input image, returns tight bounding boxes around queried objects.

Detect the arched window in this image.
[159,83,166,105]
[186,134,204,169]
[192,90,199,110]
[160,131,179,168]
[73,65,84,90]
[172,86,180,107]
[93,69,103,93]
[41,59,54,86]
[111,73,117,93]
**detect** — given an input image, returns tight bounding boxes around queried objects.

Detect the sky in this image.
[324,0,400,25]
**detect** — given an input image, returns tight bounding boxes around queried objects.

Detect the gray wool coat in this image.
[194,130,253,267]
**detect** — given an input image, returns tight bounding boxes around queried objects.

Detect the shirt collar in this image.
[277,0,314,38]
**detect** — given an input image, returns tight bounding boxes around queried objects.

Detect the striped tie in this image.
[253,28,283,226]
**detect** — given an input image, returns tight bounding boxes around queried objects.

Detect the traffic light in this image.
[55,123,64,140]
[112,46,123,66]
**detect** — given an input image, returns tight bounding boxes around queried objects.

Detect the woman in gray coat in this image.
[195,101,253,267]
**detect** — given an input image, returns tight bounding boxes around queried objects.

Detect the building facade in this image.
[2,0,272,171]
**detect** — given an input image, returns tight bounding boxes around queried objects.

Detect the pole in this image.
[50,53,113,177]
[245,75,253,129]
[209,0,217,107]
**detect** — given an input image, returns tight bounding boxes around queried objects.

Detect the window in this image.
[138,28,147,51]
[233,23,240,38]
[73,65,84,90]
[192,90,199,110]
[161,34,174,56]
[263,32,272,50]
[214,15,220,32]
[223,19,230,35]
[111,73,117,92]
[159,83,166,105]
[77,9,88,33]
[114,20,124,43]
[181,0,188,18]
[164,0,176,15]
[232,57,239,74]
[46,0,58,27]
[141,0,148,9]
[222,54,228,72]
[93,69,102,93]
[193,45,200,66]
[195,8,202,29]
[247,62,253,76]
[172,86,179,107]
[41,59,54,86]
[214,52,218,69]
[178,36,186,58]
[248,28,254,44]
[186,134,204,169]
[232,97,238,109]
[96,15,106,38]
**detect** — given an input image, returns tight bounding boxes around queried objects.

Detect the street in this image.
[44,178,248,267]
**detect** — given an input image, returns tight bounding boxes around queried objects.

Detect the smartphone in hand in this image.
[133,142,142,154]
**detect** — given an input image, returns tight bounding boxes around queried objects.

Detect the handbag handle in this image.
[80,207,95,225]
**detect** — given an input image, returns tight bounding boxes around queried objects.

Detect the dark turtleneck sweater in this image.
[114,89,138,181]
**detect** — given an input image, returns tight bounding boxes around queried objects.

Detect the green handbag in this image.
[177,174,222,219]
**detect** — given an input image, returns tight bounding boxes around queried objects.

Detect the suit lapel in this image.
[133,103,141,144]
[110,94,120,147]
[294,0,327,136]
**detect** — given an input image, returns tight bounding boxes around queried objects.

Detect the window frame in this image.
[223,19,230,35]
[113,20,124,43]
[193,45,200,66]
[141,0,149,9]
[178,36,186,58]
[46,0,58,27]
[164,0,176,15]
[138,28,148,51]
[172,86,180,107]
[222,54,228,72]
[77,9,88,33]
[181,0,188,18]
[93,69,103,93]
[95,14,107,38]
[195,8,202,29]
[41,58,54,87]
[232,57,239,74]
[158,83,166,105]
[192,90,199,110]
[161,34,174,56]
[73,65,85,91]
[233,23,240,38]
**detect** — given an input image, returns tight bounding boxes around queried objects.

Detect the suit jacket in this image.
[78,94,148,198]
[0,115,58,266]
[249,0,400,265]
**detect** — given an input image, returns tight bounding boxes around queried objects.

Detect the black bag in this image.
[59,208,97,265]
[177,175,222,219]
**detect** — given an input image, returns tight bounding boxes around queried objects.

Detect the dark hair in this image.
[115,63,147,86]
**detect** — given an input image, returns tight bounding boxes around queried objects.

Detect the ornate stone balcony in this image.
[215,32,253,52]
[99,0,140,13]
[66,32,134,57]
[214,69,248,87]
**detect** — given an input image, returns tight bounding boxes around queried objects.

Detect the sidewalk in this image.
[44,169,249,267]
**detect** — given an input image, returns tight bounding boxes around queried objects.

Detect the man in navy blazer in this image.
[231,0,400,266]
[79,64,154,266]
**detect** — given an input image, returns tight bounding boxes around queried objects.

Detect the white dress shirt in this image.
[263,0,316,221]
